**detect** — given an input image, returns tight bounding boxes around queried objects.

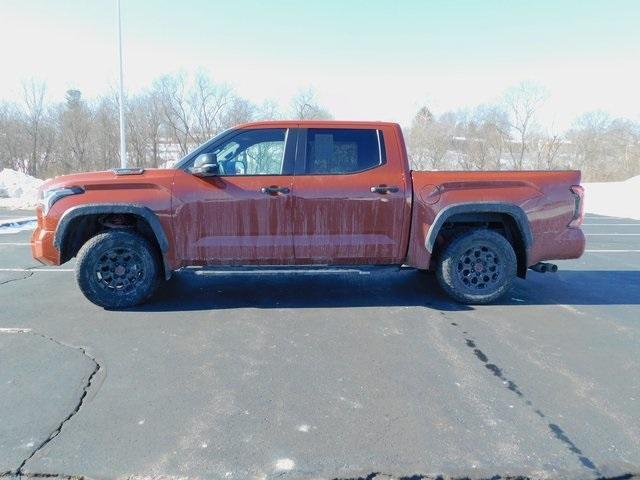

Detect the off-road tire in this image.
[75,230,160,309]
[436,229,517,304]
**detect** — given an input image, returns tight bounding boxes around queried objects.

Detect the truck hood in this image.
[39,168,178,193]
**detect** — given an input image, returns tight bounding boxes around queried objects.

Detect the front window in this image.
[205,128,287,176]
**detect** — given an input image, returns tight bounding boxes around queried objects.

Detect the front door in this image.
[292,126,410,264]
[172,127,297,265]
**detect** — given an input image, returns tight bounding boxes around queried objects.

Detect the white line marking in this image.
[195,268,370,276]
[583,224,640,226]
[0,268,73,272]
[585,233,640,236]
[0,327,32,333]
[0,242,30,246]
[585,249,640,252]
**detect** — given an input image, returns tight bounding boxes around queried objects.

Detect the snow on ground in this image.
[0,217,37,234]
[0,168,43,209]
[583,175,640,220]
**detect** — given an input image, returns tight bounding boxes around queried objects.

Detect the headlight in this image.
[41,186,84,214]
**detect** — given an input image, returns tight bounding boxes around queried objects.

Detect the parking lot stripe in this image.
[584,233,640,236]
[0,242,31,246]
[0,268,74,272]
[585,249,640,252]
[583,224,640,226]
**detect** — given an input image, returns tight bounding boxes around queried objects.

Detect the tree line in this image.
[407,82,639,181]
[0,74,638,182]
[0,72,330,178]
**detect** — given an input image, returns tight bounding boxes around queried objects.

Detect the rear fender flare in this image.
[425,202,533,264]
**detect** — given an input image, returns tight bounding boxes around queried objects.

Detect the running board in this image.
[185,265,404,276]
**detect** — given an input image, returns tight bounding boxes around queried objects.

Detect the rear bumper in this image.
[529,228,586,265]
[31,224,60,266]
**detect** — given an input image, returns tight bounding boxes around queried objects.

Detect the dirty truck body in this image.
[31,120,585,308]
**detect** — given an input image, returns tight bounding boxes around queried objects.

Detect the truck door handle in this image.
[370,185,399,194]
[261,186,290,195]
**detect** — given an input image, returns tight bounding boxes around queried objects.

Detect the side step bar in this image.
[186,265,404,276]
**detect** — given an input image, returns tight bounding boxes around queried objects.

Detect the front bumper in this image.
[31,211,60,266]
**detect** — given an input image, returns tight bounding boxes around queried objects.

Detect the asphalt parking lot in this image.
[0,210,639,480]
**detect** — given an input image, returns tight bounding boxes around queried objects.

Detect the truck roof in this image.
[234,120,401,129]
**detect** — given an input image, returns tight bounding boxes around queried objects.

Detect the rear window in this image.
[304,128,384,174]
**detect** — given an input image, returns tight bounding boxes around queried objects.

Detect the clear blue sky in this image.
[2,0,639,128]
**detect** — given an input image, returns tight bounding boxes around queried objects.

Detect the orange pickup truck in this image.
[32,120,585,308]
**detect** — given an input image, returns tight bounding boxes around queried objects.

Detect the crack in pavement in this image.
[1,473,636,480]
[448,322,602,477]
[0,329,101,477]
[0,271,34,286]
[0,473,89,479]
[337,471,640,480]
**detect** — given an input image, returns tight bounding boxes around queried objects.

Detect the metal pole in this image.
[117,0,127,168]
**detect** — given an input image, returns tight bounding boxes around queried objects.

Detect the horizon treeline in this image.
[0,73,637,182]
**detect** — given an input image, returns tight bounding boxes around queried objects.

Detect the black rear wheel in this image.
[436,229,516,304]
[75,230,160,309]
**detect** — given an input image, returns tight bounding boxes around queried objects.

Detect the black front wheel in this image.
[436,229,517,304]
[75,230,160,309]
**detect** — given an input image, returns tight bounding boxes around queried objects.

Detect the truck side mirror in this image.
[191,153,219,177]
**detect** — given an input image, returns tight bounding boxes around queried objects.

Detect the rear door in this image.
[292,125,410,264]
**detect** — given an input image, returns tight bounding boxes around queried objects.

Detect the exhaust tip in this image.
[529,262,558,274]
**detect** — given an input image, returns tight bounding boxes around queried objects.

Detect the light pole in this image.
[117,0,127,168]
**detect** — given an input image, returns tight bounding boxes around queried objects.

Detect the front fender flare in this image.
[54,203,171,279]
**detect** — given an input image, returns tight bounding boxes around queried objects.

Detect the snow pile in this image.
[0,168,44,209]
[583,175,640,220]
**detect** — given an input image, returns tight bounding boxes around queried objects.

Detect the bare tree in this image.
[21,79,54,177]
[607,118,640,179]
[530,132,563,170]
[155,73,193,156]
[0,101,27,171]
[127,91,164,168]
[291,88,332,120]
[221,96,256,130]
[91,93,120,171]
[57,89,93,173]
[567,110,611,180]
[503,81,548,169]
[257,99,281,121]
[474,105,510,170]
[189,70,233,144]
[407,107,454,170]
[567,111,640,181]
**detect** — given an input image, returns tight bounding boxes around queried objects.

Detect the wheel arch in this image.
[426,202,532,278]
[53,203,171,280]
